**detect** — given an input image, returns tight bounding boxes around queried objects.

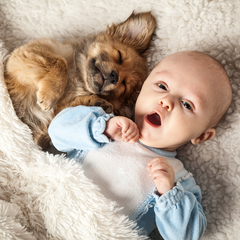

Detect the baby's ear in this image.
[191,128,216,145]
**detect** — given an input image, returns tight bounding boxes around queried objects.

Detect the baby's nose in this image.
[160,98,173,111]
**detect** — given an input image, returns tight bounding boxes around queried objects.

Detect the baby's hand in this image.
[148,157,175,195]
[104,116,139,143]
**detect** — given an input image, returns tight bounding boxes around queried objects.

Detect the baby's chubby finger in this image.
[121,119,135,133]
[129,131,139,143]
[147,158,175,195]
[148,161,169,174]
[148,157,173,176]
[150,169,169,180]
[148,157,169,167]
[122,123,139,142]
[123,128,139,143]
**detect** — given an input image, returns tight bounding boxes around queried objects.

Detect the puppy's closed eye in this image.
[118,50,123,65]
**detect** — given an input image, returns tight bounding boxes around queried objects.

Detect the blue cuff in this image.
[154,182,184,209]
[93,112,114,143]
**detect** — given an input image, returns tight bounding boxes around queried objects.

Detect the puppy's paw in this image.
[37,90,58,111]
[94,100,114,113]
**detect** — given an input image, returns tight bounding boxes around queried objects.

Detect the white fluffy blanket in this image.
[0,1,240,239]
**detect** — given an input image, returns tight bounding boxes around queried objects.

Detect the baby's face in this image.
[135,52,220,151]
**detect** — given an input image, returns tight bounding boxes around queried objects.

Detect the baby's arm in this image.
[48,106,114,152]
[49,106,139,153]
[148,158,206,240]
[104,116,139,143]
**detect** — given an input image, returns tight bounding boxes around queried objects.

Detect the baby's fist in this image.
[104,116,139,143]
[148,157,175,195]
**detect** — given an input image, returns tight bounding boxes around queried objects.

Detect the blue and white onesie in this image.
[48,105,207,240]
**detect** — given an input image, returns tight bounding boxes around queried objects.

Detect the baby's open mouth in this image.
[146,112,161,127]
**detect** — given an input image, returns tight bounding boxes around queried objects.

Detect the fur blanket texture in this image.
[0,0,240,239]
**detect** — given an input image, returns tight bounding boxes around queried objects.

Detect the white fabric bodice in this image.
[82,141,183,216]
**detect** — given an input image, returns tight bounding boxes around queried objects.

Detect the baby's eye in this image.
[182,101,192,110]
[158,83,167,91]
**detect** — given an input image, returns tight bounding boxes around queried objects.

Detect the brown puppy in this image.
[4,12,156,150]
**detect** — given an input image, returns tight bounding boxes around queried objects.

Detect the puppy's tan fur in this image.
[4,12,156,149]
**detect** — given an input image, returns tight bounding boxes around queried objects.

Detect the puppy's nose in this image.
[108,70,118,84]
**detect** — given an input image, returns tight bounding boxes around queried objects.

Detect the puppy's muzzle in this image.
[89,58,119,92]
[100,70,119,91]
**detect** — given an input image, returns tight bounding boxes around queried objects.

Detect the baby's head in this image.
[135,51,232,151]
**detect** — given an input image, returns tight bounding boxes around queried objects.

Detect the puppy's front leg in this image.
[5,39,69,112]
[56,95,114,115]
[90,96,114,113]
[36,56,68,111]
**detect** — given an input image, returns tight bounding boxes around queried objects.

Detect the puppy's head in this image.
[81,12,156,117]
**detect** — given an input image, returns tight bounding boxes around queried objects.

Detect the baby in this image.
[48,51,232,240]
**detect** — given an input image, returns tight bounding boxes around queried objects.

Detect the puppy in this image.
[4,12,156,150]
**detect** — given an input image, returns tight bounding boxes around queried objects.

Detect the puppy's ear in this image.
[107,11,156,54]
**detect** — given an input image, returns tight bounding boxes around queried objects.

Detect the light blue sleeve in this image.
[153,175,207,240]
[48,106,114,152]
